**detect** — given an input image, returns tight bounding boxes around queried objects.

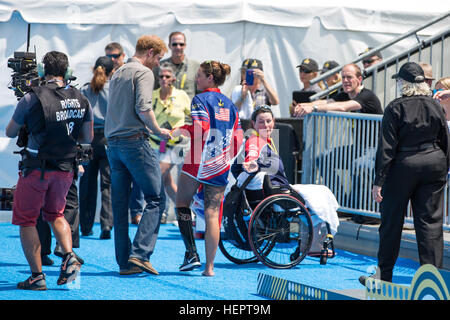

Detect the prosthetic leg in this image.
[176,207,201,271]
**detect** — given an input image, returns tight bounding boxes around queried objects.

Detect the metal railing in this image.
[301,112,450,230]
[308,11,450,105]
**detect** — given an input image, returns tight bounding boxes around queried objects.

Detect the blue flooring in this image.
[0,222,420,300]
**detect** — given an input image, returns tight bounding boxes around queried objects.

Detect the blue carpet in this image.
[0,222,420,300]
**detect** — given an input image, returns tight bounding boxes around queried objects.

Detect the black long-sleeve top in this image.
[374,95,450,186]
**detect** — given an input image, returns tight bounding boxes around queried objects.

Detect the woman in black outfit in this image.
[362,62,450,284]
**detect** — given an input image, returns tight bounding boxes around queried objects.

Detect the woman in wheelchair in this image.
[230,105,340,258]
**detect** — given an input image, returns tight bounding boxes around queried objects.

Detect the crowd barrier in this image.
[301,111,450,231]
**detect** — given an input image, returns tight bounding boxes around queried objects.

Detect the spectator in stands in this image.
[434,86,450,101]
[293,63,382,116]
[419,62,435,88]
[434,77,450,126]
[360,62,450,285]
[294,63,383,224]
[231,59,279,120]
[154,31,200,101]
[79,56,114,240]
[321,60,341,88]
[105,42,126,72]
[290,59,340,116]
[297,58,323,93]
[149,62,191,223]
[360,47,383,69]
[319,60,343,102]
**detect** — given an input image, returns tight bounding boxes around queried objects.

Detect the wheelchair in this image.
[219,174,336,269]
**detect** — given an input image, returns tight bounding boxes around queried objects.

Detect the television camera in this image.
[7,51,40,100]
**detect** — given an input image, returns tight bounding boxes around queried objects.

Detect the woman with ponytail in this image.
[79,56,115,240]
[171,60,243,276]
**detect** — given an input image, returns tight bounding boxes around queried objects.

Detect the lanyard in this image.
[174,59,188,89]
[255,132,278,154]
[180,73,187,89]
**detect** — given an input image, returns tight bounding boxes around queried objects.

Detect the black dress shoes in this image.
[100,229,111,240]
[81,230,94,236]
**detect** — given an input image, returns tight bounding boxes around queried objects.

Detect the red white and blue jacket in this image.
[180,88,243,186]
[231,133,289,187]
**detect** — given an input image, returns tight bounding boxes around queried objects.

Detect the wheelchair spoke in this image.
[248,194,314,269]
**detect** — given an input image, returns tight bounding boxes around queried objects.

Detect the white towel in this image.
[291,184,340,235]
[233,172,340,234]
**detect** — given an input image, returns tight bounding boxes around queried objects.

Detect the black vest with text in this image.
[29,82,89,169]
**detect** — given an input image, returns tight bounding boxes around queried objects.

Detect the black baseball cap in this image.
[241,58,263,71]
[297,58,319,73]
[392,62,425,83]
[321,60,339,73]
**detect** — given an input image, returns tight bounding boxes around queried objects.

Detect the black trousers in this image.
[37,178,80,256]
[377,149,447,281]
[79,130,113,233]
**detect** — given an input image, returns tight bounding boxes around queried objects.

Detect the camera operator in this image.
[5,51,93,291]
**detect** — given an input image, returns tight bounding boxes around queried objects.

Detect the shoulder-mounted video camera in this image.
[8,51,40,100]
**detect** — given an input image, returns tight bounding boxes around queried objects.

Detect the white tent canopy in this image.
[0,1,448,185]
[0,1,446,30]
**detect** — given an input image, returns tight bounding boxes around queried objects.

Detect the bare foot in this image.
[202,270,215,277]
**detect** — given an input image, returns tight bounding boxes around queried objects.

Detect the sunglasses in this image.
[107,53,122,59]
[254,105,272,112]
[251,105,272,121]
[171,43,185,47]
[159,75,172,79]
[363,58,378,65]
[299,68,313,74]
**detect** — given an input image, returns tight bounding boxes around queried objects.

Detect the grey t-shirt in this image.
[105,57,155,139]
[81,81,109,129]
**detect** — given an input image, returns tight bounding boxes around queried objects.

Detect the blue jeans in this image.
[107,136,166,270]
[129,177,145,218]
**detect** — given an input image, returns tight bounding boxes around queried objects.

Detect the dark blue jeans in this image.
[129,177,145,218]
[107,136,166,270]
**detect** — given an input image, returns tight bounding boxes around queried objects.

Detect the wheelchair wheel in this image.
[219,219,276,264]
[248,194,313,269]
[218,236,258,264]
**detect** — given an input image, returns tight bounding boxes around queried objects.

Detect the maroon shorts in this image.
[12,169,74,227]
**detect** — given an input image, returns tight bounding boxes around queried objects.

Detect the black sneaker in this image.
[57,252,81,285]
[17,274,47,291]
[179,252,201,271]
[54,248,85,265]
[359,274,380,286]
[359,275,369,286]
